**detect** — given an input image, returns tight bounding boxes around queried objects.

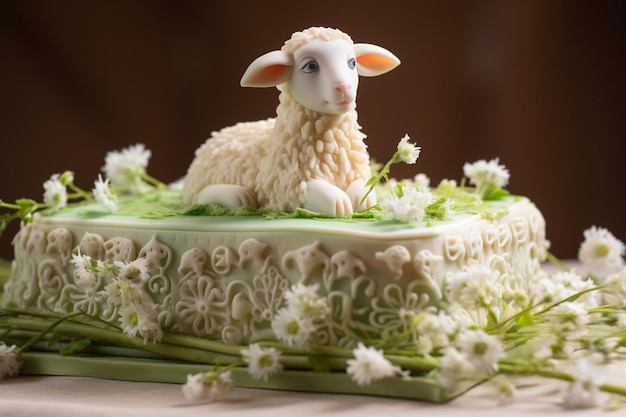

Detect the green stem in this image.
[545,251,571,271]
[358,153,401,211]
[15,312,84,355]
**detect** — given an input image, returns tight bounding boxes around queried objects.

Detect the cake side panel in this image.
[4,200,548,347]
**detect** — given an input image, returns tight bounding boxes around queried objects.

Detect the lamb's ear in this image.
[354,43,400,77]
[240,50,293,87]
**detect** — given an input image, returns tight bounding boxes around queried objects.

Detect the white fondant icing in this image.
[45,228,73,265]
[4,194,549,348]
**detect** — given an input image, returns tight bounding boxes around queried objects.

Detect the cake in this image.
[7,26,618,407]
[0,165,550,401]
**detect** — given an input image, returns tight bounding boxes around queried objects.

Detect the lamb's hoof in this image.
[304,179,353,217]
[195,184,257,208]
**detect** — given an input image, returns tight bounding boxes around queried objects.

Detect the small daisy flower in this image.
[70,251,98,288]
[43,173,68,210]
[435,346,477,393]
[463,158,510,195]
[380,187,434,222]
[413,173,430,191]
[446,265,503,311]
[578,226,625,279]
[455,329,503,376]
[93,174,118,212]
[547,301,590,335]
[0,343,21,379]
[562,359,605,409]
[182,370,232,403]
[415,311,457,355]
[491,375,517,405]
[271,307,316,347]
[601,268,626,307]
[241,343,283,381]
[114,257,151,288]
[118,303,163,344]
[396,134,421,165]
[284,283,330,321]
[346,342,407,386]
[102,143,152,193]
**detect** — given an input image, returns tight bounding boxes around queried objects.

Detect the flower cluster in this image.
[346,343,408,386]
[182,370,232,403]
[0,143,166,239]
[0,343,20,380]
[271,283,330,348]
[463,158,510,198]
[71,253,163,344]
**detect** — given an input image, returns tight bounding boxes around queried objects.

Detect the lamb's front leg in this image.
[303,179,353,217]
[346,178,377,212]
[194,184,257,208]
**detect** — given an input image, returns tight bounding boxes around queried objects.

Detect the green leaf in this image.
[48,333,92,356]
[482,185,510,201]
[308,354,330,373]
[515,310,534,327]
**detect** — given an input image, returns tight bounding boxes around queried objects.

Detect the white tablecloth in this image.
[2,361,625,417]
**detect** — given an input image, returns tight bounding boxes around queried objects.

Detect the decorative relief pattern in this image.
[5,208,548,347]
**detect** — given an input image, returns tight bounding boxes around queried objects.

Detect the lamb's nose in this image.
[334,83,351,94]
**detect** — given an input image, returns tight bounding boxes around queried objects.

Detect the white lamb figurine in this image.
[182,27,400,216]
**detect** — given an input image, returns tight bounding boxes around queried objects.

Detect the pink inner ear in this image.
[247,64,290,86]
[357,54,397,71]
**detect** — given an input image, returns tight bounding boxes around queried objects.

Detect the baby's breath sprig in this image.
[358,134,420,210]
[0,144,167,240]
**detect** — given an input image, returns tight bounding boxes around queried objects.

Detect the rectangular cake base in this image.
[19,351,481,403]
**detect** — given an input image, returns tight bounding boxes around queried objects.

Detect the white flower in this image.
[380,187,433,222]
[413,173,430,191]
[491,375,517,405]
[43,174,68,210]
[346,342,407,386]
[284,283,330,321]
[271,307,316,347]
[562,359,605,409]
[102,143,152,193]
[435,346,477,393]
[182,370,232,403]
[446,265,503,311]
[532,270,597,308]
[396,134,421,164]
[114,258,151,288]
[0,343,21,379]
[70,251,98,288]
[105,279,139,307]
[601,268,626,307]
[463,158,510,194]
[415,311,457,355]
[241,343,283,381]
[455,329,503,376]
[547,301,590,335]
[93,174,118,212]
[118,303,163,344]
[578,226,625,279]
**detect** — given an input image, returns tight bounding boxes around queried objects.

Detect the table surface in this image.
[1,361,625,417]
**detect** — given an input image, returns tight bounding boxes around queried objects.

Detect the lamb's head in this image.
[240,27,400,115]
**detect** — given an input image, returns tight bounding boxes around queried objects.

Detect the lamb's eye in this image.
[348,58,356,69]
[301,60,319,73]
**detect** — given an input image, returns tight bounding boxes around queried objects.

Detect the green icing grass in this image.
[44,186,514,224]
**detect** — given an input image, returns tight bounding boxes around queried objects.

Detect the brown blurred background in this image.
[0,1,624,260]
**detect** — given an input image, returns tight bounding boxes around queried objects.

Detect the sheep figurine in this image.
[182,27,400,216]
